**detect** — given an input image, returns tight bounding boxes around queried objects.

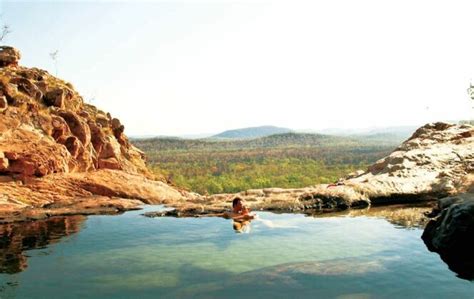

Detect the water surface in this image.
[0,205,472,298]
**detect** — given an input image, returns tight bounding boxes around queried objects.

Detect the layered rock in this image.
[422,192,474,280]
[0,46,194,221]
[0,46,20,67]
[0,61,150,177]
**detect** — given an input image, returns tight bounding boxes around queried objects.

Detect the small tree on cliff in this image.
[0,17,11,42]
[49,50,59,76]
[468,83,474,101]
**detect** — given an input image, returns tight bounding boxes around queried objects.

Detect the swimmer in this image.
[223,197,256,221]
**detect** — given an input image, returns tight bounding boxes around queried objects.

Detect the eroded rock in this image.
[0,46,187,221]
[44,89,66,108]
[0,95,7,112]
[9,77,43,102]
[0,46,20,67]
[57,111,90,146]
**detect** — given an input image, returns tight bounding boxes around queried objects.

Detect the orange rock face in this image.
[0,46,189,221]
[0,46,20,68]
[0,48,151,179]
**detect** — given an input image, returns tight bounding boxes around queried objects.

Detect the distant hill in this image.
[310,125,417,139]
[132,131,402,152]
[212,126,293,139]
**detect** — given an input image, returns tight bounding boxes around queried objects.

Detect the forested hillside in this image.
[211,125,292,139]
[132,133,402,194]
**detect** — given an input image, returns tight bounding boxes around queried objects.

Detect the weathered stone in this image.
[57,111,90,146]
[51,116,69,141]
[87,121,105,153]
[4,152,19,160]
[0,157,8,171]
[78,110,90,119]
[0,46,21,67]
[95,114,109,127]
[111,118,121,130]
[64,136,81,158]
[0,96,7,112]
[9,77,43,101]
[7,160,36,176]
[99,138,120,159]
[44,89,65,108]
[345,169,365,179]
[98,157,122,170]
[0,81,15,105]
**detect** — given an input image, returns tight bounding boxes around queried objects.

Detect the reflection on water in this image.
[311,203,434,229]
[0,216,85,274]
[0,205,472,298]
[232,219,252,233]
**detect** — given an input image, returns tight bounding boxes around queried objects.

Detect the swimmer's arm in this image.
[194,212,230,218]
[232,214,255,221]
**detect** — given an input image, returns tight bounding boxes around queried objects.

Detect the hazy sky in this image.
[3,1,474,136]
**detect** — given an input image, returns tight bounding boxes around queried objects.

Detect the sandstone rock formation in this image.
[0,51,150,177]
[0,46,195,222]
[0,46,20,67]
[422,192,474,280]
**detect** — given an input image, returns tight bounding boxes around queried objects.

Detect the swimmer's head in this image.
[232,197,243,208]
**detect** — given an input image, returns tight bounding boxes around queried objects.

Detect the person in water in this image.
[229,197,255,233]
[228,197,255,221]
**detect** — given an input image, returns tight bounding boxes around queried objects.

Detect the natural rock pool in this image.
[0,205,472,298]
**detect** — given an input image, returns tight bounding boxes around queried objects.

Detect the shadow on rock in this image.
[421,193,474,280]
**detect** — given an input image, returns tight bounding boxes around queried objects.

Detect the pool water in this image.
[0,205,472,298]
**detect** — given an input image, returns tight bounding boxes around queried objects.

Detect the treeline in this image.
[133,132,402,152]
[150,157,366,194]
[133,133,396,194]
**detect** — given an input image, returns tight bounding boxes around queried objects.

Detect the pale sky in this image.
[3,0,474,136]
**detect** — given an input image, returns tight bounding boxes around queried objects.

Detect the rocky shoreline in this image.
[0,46,473,226]
[146,122,474,218]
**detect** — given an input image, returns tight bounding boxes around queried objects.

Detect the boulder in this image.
[0,157,8,171]
[98,157,122,170]
[0,81,15,105]
[0,95,7,112]
[95,114,109,127]
[9,77,43,102]
[51,116,70,141]
[57,111,91,146]
[44,89,65,108]
[111,118,121,130]
[0,46,20,67]
[7,159,37,176]
[422,193,474,280]
[64,136,81,158]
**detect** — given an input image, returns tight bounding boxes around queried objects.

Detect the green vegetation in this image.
[133,133,400,195]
